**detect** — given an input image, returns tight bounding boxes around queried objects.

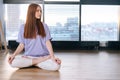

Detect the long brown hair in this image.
[24,3,46,38]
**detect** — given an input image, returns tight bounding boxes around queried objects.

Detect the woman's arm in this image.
[8,43,24,64]
[46,40,54,58]
[13,43,24,56]
[46,40,61,64]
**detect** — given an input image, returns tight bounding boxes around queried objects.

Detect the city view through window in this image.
[81,5,119,41]
[5,4,79,41]
[44,5,79,41]
[5,4,119,41]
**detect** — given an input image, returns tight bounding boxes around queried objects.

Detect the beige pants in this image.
[10,55,61,71]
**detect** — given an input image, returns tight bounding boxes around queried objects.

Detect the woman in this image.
[8,3,61,71]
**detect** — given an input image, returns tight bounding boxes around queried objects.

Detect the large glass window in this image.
[81,5,119,41]
[5,4,79,41]
[6,4,119,42]
[44,5,79,41]
[5,4,42,41]
[45,0,80,1]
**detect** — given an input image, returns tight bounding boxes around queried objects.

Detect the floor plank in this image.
[0,50,120,80]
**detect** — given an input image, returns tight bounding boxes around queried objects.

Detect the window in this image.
[5,4,42,41]
[45,0,79,2]
[5,4,79,41]
[5,4,119,42]
[44,4,79,41]
[81,5,119,41]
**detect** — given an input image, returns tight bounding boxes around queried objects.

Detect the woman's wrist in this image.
[12,53,16,57]
[50,54,55,58]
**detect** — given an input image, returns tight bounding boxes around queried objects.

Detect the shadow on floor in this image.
[9,67,60,80]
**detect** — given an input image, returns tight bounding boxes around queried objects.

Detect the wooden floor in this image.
[0,50,120,80]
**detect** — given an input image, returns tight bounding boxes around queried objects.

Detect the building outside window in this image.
[5,3,119,42]
[81,5,119,41]
[5,4,79,41]
[44,5,79,41]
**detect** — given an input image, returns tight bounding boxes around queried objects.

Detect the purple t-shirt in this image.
[17,23,51,57]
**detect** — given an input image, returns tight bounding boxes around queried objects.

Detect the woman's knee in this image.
[10,59,20,68]
[10,56,32,68]
[36,59,61,71]
[52,64,61,71]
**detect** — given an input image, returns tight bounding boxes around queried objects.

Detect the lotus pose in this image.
[8,3,61,71]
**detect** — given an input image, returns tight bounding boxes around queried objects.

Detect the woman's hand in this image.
[55,58,61,65]
[8,54,15,64]
[51,56,61,65]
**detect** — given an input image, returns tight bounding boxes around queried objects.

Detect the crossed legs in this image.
[10,55,61,71]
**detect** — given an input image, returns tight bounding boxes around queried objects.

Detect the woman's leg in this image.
[10,55,50,68]
[10,55,32,68]
[35,59,61,71]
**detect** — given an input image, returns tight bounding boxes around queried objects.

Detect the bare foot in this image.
[32,55,50,65]
[22,56,31,59]
[39,55,50,61]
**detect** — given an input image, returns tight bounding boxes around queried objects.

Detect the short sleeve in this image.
[16,24,25,44]
[43,23,52,42]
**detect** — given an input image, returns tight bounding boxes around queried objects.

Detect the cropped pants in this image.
[10,55,61,71]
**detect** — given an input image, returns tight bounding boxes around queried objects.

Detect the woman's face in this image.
[35,6,42,19]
